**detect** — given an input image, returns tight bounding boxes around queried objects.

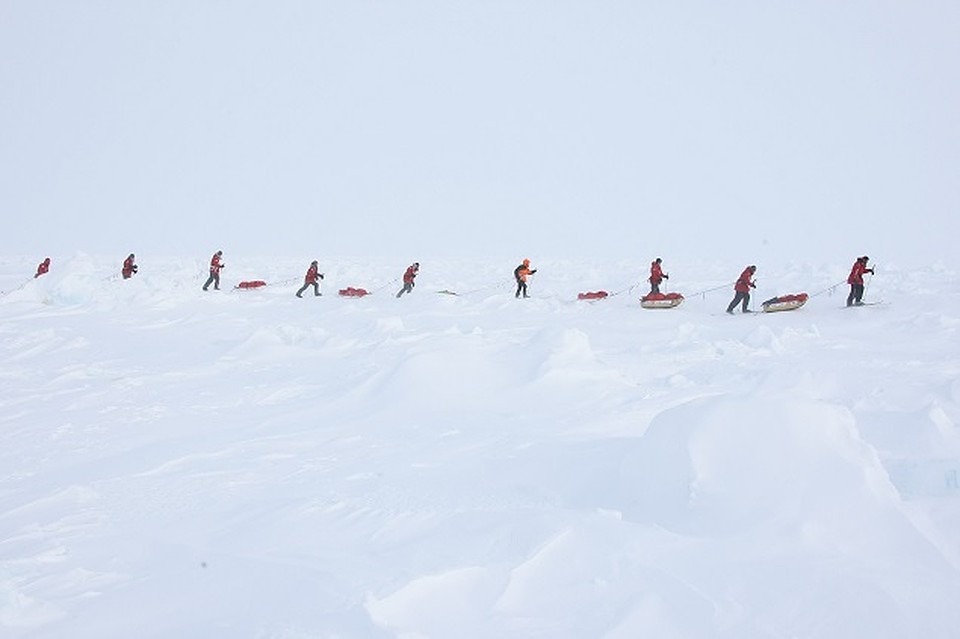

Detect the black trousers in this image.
[296,282,320,297]
[203,272,220,290]
[847,284,864,306]
[515,280,528,298]
[726,291,750,313]
[650,281,661,295]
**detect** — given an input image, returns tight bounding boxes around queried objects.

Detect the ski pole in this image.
[863,264,875,300]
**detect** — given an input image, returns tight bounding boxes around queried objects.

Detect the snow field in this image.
[1,255,959,638]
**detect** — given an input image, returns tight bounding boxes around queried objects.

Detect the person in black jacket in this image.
[514,259,537,298]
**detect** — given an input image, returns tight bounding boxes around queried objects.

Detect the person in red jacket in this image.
[35,257,51,278]
[122,253,138,279]
[514,259,537,298]
[202,250,225,291]
[726,265,757,314]
[846,255,874,307]
[649,257,669,295]
[396,262,420,298]
[296,260,324,297]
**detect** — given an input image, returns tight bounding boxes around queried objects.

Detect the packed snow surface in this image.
[2,255,959,638]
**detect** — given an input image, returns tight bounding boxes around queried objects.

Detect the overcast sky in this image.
[2,1,958,266]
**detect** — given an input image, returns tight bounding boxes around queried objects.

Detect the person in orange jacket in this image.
[726,265,757,314]
[846,255,874,307]
[649,258,669,294]
[514,258,537,298]
[296,260,324,297]
[122,253,138,279]
[396,262,419,298]
[203,250,224,291]
[35,257,51,278]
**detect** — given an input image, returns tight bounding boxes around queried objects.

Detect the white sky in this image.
[2,1,958,266]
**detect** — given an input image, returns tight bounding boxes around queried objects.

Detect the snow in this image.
[2,255,959,638]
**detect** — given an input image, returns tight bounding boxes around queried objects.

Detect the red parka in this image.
[649,261,665,285]
[210,252,224,274]
[735,266,756,293]
[122,255,137,279]
[403,263,419,284]
[304,263,323,284]
[847,259,873,285]
[35,258,50,278]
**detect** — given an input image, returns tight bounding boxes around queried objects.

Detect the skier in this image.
[514,259,537,298]
[726,265,757,314]
[202,250,225,291]
[846,255,874,307]
[122,254,138,279]
[649,258,669,295]
[296,260,324,297]
[396,262,419,298]
[35,257,50,278]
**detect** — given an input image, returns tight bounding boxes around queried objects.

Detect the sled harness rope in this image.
[371,277,399,294]
[608,281,643,297]
[685,282,734,300]
[453,280,510,297]
[809,279,847,299]
[0,277,33,297]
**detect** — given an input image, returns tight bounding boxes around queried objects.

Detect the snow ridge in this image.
[2,256,959,638]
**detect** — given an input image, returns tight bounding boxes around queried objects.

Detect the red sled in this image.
[236,280,267,289]
[577,290,609,301]
[640,292,684,309]
[761,292,808,313]
[338,287,369,297]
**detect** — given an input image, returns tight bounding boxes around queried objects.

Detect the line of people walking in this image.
[26,252,875,310]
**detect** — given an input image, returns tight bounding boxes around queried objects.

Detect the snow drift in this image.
[1,255,959,638]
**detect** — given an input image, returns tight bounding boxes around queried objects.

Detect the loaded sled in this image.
[640,292,684,309]
[577,290,609,301]
[761,293,808,313]
[236,280,267,289]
